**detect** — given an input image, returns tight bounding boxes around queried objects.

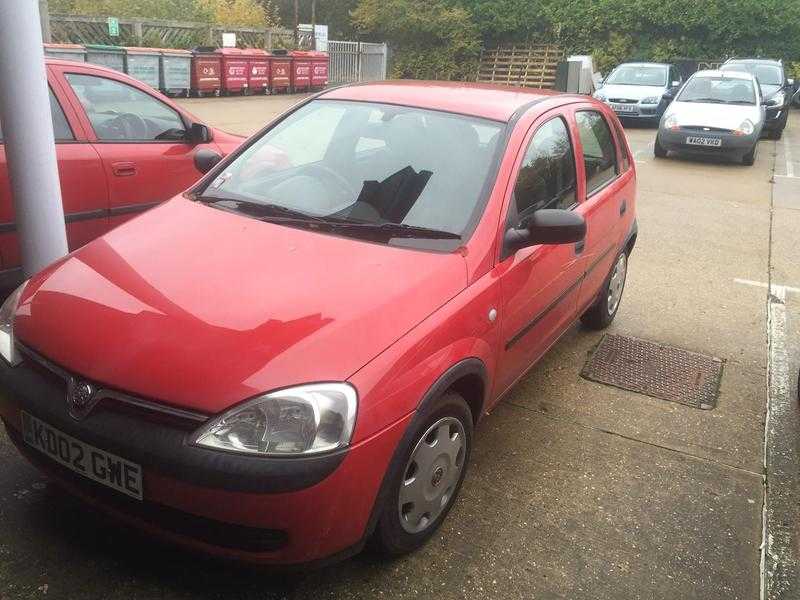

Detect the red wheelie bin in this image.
[290,51,312,93]
[269,50,292,94]
[217,48,249,95]
[190,47,221,97]
[245,49,270,95]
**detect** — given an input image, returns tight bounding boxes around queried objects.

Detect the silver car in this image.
[655,70,765,166]
[593,62,682,122]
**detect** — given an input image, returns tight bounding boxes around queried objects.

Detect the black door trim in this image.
[0,201,161,233]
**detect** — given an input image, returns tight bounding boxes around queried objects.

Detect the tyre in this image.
[581,251,628,330]
[371,391,473,557]
[654,134,668,158]
[742,143,757,166]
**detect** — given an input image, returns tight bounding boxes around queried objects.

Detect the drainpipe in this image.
[0,0,68,277]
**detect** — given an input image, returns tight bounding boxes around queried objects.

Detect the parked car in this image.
[720,58,793,139]
[0,82,637,566]
[593,62,682,123]
[0,58,243,288]
[655,70,764,165]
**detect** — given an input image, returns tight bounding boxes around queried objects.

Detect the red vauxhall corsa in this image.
[0,82,637,565]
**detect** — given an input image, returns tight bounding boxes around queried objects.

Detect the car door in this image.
[572,106,630,312]
[54,64,218,229]
[494,111,586,395]
[0,76,108,284]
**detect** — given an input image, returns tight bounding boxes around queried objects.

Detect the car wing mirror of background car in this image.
[504,209,586,256]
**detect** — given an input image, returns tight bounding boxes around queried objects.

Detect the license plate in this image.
[21,411,143,500]
[612,103,638,113]
[686,136,722,147]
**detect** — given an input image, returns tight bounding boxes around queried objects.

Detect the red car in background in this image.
[0,82,637,566]
[0,59,242,287]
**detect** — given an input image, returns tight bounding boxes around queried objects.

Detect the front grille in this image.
[5,424,288,553]
[609,98,638,104]
[682,125,734,134]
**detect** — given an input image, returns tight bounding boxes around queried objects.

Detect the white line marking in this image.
[784,136,795,178]
[734,278,800,294]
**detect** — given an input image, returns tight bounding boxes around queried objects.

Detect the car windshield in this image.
[605,65,667,87]
[198,100,504,250]
[721,63,783,86]
[677,76,757,105]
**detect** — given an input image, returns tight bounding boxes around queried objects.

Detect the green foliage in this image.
[352,0,480,80]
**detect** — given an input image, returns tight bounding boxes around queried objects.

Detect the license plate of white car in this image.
[686,136,722,147]
[612,104,637,113]
[21,411,143,500]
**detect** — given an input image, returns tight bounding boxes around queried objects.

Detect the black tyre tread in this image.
[371,392,473,557]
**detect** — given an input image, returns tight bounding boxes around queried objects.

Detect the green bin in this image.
[124,47,161,88]
[85,44,125,72]
[159,49,192,96]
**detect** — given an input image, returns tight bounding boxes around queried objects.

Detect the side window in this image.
[576,111,618,194]
[65,73,186,142]
[612,119,630,171]
[512,117,577,218]
[0,88,74,142]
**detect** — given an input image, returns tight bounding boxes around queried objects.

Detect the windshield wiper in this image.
[198,196,331,223]
[327,221,461,240]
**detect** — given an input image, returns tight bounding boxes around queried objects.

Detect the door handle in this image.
[619,201,627,216]
[111,161,137,177]
[575,240,586,255]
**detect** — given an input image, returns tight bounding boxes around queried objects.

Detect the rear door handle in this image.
[111,161,137,177]
[575,240,586,255]
[619,201,627,216]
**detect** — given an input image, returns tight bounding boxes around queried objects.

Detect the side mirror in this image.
[189,123,212,144]
[788,78,795,88]
[663,89,676,101]
[504,209,586,255]
[194,148,223,174]
[671,80,680,88]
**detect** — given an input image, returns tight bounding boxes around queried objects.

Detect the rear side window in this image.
[512,117,577,217]
[612,119,630,171]
[0,88,74,142]
[576,111,618,194]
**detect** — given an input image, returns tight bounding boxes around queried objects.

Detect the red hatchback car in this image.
[0,59,242,288]
[0,81,636,565]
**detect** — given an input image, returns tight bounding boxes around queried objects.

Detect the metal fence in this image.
[329,41,388,85]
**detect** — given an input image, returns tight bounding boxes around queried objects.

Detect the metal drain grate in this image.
[581,334,724,410]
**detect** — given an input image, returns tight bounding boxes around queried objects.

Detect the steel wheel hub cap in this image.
[607,253,627,316]
[398,416,466,534]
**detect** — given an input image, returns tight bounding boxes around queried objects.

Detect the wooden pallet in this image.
[477,44,563,89]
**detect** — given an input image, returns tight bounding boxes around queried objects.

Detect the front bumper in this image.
[601,100,664,120]
[658,128,759,159]
[0,353,410,565]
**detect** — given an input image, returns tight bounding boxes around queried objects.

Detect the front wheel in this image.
[581,251,628,330]
[654,134,668,158]
[371,392,473,556]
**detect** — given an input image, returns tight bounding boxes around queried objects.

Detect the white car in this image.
[655,70,765,166]
[593,62,682,122]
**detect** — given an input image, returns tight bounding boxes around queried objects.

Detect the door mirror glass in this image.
[505,209,586,253]
[671,80,680,88]
[189,122,212,144]
[194,148,222,174]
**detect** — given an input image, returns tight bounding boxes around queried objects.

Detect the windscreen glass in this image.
[605,65,668,86]
[677,76,757,105]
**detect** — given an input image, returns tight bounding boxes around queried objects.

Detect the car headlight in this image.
[0,280,28,366]
[641,96,660,104]
[193,383,357,456]
[735,119,755,136]
[765,91,785,107]
[663,114,679,130]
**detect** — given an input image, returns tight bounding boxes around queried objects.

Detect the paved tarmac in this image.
[1,95,798,599]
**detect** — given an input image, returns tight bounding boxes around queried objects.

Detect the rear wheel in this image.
[654,134,668,158]
[581,251,628,330]
[372,392,473,557]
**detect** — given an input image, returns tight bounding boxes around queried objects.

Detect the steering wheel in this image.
[113,113,148,140]
[300,163,356,200]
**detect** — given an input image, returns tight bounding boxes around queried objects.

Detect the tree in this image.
[353,0,481,80]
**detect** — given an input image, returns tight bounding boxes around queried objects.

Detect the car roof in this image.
[724,58,782,66]
[692,69,755,81]
[319,81,569,122]
[615,62,669,68]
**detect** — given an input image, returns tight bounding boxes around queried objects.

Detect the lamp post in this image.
[0,0,68,277]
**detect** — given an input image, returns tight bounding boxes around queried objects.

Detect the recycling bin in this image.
[85,44,125,72]
[269,50,291,93]
[245,48,270,95]
[310,51,329,89]
[290,51,312,93]
[190,47,222,97]
[43,43,86,62]
[217,48,249,95]
[124,47,160,89]
[159,48,192,97]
